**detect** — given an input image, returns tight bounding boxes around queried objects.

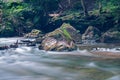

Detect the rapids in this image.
[0,37,120,80]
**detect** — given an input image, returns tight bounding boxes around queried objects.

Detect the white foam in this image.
[86,62,97,67]
[0,37,22,45]
[14,47,32,53]
[106,75,120,80]
[93,47,120,52]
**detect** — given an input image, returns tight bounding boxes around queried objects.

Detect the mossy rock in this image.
[24,29,42,38]
[45,23,82,44]
[101,30,120,43]
[31,29,41,35]
[39,23,81,51]
[82,26,101,40]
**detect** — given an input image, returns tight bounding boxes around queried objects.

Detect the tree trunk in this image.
[0,10,2,24]
[98,1,102,14]
[68,0,71,5]
[81,0,88,17]
[0,4,2,24]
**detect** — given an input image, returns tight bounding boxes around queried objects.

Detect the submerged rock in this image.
[39,23,80,51]
[79,68,113,80]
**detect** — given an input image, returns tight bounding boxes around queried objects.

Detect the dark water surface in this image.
[0,38,120,80]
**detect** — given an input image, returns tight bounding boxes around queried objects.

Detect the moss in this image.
[61,27,72,41]
[31,29,41,35]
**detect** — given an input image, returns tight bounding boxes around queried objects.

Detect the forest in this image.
[0,0,119,36]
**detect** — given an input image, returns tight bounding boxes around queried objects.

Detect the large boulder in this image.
[39,23,81,51]
[24,29,41,38]
[39,37,57,51]
[82,26,101,40]
[101,30,120,43]
[45,23,82,44]
[39,37,76,51]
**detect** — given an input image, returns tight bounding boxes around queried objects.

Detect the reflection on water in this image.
[0,38,120,80]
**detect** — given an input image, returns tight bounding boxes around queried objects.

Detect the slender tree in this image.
[0,1,2,24]
[68,0,71,7]
[81,0,88,17]
[98,0,102,14]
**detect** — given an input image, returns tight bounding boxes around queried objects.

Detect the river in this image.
[0,38,120,80]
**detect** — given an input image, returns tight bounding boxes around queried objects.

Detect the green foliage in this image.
[99,0,120,12]
[73,1,83,10]
[0,0,120,37]
[0,25,14,37]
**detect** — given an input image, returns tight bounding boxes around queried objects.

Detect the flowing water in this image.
[0,38,120,80]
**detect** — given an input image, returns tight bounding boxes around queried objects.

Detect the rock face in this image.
[101,30,120,43]
[82,26,101,40]
[39,37,57,51]
[24,29,41,38]
[39,23,81,51]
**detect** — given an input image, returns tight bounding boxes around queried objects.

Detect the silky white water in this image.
[0,38,120,80]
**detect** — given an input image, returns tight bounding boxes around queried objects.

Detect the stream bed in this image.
[0,38,120,80]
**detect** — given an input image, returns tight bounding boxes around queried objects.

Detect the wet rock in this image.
[82,26,101,40]
[24,29,41,38]
[101,30,120,43]
[35,34,45,43]
[55,40,76,51]
[39,37,57,51]
[45,23,82,44]
[0,46,9,50]
[39,37,76,51]
[39,23,79,51]
[10,44,18,48]
[27,42,36,46]
[10,40,19,48]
